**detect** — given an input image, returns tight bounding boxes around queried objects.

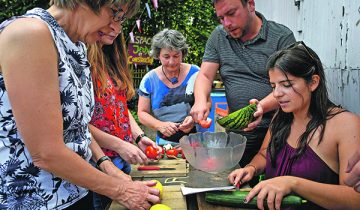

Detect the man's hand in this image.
[244,99,263,132]
[190,101,210,123]
[345,149,360,193]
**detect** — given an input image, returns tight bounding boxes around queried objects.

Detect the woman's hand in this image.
[228,166,256,187]
[101,160,132,181]
[116,141,148,165]
[178,116,195,133]
[244,99,263,132]
[138,136,162,158]
[156,121,180,137]
[114,180,160,210]
[245,176,295,210]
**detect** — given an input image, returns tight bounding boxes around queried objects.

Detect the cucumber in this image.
[217,103,257,130]
[205,190,307,208]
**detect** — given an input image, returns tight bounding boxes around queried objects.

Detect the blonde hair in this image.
[50,0,140,17]
[88,33,135,99]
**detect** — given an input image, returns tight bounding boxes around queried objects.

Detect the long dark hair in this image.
[267,41,344,166]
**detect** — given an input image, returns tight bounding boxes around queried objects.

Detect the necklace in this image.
[162,65,180,85]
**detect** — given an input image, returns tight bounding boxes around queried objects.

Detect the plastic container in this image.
[180,132,247,173]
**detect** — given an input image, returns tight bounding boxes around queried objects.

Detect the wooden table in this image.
[109,185,186,210]
[108,158,253,210]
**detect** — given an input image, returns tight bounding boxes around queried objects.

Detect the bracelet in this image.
[244,164,257,174]
[96,156,111,168]
[135,133,145,144]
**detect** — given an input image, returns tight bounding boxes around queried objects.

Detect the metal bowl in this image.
[180,132,247,173]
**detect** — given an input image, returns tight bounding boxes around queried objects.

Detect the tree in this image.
[1,0,219,68]
[123,0,218,66]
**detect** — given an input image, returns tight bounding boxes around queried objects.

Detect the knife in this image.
[137,166,176,171]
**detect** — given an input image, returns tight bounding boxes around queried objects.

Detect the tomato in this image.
[189,142,201,148]
[204,157,218,171]
[165,149,178,159]
[159,147,165,159]
[176,147,182,154]
[151,180,163,199]
[198,118,212,128]
[145,146,158,159]
[150,204,172,210]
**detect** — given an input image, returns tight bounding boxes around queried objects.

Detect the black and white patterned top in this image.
[0,8,94,209]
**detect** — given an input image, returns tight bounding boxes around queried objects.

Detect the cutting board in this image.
[109,185,187,210]
[130,159,188,178]
[186,165,239,188]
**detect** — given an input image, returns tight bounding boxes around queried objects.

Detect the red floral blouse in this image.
[90,79,132,157]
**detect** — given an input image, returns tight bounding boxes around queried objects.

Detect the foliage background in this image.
[1,0,218,66]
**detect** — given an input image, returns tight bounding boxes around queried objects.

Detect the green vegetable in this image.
[217,103,257,130]
[205,190,307,208]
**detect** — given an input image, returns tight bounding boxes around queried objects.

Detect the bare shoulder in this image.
[329,108,360,125]
[0,18,53,55]
[0,17,57,72]
[327,108,360,137]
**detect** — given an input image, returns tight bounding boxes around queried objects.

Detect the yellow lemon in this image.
[151,180,163,199]
[150,204,172,210]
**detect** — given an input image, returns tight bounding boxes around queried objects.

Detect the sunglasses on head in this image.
[286,41,317,62]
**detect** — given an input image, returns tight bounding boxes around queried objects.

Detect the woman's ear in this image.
[310,74,320,92]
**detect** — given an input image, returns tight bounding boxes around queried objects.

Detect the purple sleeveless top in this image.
[265,143,338,210]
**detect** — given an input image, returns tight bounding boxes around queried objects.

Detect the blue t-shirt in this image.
[138,65,199,143]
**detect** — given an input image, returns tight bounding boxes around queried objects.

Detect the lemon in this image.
[150,204,172,210]
[151,180,163,199]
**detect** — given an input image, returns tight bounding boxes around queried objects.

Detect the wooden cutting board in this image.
[109,185,187,210]
[130,159,188,178]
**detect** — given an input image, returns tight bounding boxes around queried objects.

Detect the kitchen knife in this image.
[137,166,176,171]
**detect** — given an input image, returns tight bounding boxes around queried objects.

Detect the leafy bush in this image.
[1,0,219,71]
[0,0,49,23]
[122,0,219,66]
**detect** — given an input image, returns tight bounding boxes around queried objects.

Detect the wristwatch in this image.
[135,133,146,144]
[96,156,111,168]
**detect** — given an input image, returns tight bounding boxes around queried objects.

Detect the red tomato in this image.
[190,142,201,148]
[199,119,212,128]
[145,146,158,159]
[176,147,182,154]
[204,157,218,171]
[159,147,165,158]
[165,149,178,159]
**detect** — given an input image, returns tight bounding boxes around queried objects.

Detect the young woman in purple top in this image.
[228,41,360,210]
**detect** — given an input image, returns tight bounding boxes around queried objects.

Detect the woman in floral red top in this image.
[87,23,161,210]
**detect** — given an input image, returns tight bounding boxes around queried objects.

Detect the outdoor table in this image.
[108,158,252,210]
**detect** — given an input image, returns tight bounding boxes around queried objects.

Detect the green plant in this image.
[129,109,141,125]
[0,0,49,23]
[122,0,219,66]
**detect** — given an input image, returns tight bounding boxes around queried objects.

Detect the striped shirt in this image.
[203,12,296,128]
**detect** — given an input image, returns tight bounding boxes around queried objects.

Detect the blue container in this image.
[197,90,228,132]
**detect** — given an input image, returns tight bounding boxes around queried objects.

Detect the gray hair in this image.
[50,0,140,17]
[150,29,189,59]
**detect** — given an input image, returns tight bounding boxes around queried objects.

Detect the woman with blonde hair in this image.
[87,9,161,210]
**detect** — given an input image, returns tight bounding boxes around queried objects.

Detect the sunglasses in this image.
[111,7,127,24]
[286,41,317,62]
